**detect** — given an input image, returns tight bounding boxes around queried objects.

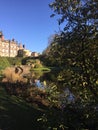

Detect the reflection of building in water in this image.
[30,78,45,90]
[64,88,75,103]
[35,80,41,87]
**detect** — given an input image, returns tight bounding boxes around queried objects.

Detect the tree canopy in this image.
[41,0,98,103]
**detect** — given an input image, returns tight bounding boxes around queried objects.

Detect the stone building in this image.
[0,31,24,57]
[31,52,39,57]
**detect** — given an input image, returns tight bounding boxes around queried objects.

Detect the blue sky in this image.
[0,0,60,53]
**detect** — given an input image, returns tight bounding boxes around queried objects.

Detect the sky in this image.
[0,0,61,53]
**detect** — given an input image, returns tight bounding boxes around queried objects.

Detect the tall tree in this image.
[49,0,98,102]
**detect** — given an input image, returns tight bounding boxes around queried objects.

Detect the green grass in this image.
[31,67,51,72]
[0,86,46,130]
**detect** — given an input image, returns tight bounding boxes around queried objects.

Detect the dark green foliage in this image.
[46,0,98,103]
[39,1,98,128]
[22,57,40,65]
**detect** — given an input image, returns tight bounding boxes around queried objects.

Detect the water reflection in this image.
[32,79,45,90]
[29,71,48,90]
[1,67,76,104]
[60,88,75,104]
[30,71,75,104]
[34,79,41,87]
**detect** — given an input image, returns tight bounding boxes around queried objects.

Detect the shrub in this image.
[34,63,43,68]
[6,57,23,65]
[0,57,10,68]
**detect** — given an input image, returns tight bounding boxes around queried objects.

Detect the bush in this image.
[34,63,43,68]
[0,57,10,76]
[6,57,23,65]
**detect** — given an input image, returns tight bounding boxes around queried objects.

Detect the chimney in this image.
[0,31,4,41]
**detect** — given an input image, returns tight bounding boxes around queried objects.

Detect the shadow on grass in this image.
[0,86,46,130]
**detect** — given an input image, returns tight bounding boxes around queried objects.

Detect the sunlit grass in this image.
[31,67,51,72]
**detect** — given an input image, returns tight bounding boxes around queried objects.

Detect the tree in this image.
[49,0,98,103]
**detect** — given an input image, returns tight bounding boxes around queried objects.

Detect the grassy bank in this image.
[0,85,65,130]
[0,86,46,130]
